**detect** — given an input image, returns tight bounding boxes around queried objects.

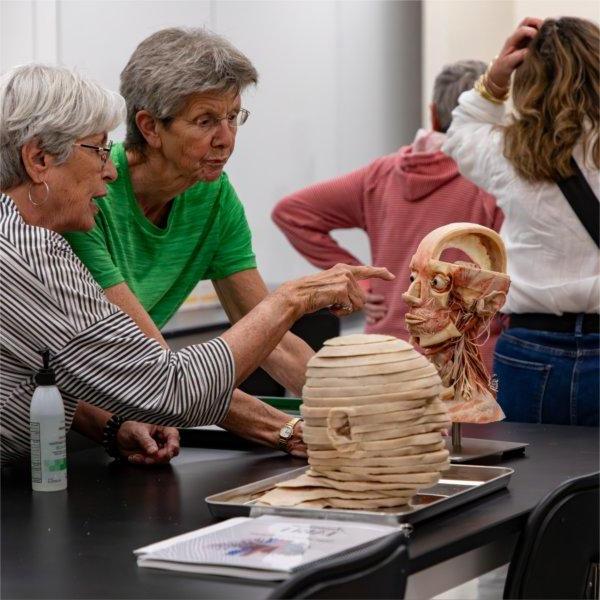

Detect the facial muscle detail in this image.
[403,223,510,424]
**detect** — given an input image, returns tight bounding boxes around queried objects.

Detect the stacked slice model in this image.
[258,334,451,510]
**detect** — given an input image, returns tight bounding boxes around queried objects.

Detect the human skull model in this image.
[403,223,510,423]
[258,334,450,510]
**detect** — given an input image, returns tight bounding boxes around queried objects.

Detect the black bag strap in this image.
[556,157,599,248]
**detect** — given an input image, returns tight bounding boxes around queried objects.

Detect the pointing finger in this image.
[349,266,395,281]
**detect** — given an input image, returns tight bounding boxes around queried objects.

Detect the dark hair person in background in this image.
[444,17,599,426]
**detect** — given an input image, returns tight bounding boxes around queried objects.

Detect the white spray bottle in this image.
[30,349,67,491]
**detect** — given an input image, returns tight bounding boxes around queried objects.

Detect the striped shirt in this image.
[0,194,234,464]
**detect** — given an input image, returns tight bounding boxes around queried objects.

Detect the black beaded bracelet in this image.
[102,415,125,459]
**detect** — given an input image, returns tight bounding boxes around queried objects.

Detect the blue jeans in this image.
[493,323,599,426]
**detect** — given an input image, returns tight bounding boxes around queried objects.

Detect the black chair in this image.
[504,471,599,599]
[240,309,340,397]
[268,529,409,599]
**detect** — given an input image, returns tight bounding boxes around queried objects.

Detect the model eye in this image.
[430,274,450,291]
[409,274,415,283]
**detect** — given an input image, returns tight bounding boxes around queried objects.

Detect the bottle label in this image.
[30,422,42,483]
[30,419,67,486]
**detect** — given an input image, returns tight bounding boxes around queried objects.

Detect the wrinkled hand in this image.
[285,420,307,458]
[277,264,394,319]
[115,421,180,465]
[364,292,388,324]
[488,17,543,95]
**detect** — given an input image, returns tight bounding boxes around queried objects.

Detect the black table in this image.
[2,422,598,599]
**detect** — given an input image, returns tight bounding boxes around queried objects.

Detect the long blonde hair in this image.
[504,17,599,182]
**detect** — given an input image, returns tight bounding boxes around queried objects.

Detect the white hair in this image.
[432,60,487,132]
[120,27,258,153]
[0,63,125,189]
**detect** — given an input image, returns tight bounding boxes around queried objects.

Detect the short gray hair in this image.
[432,60,486,132]
[0,64,125,189]
[121,27,258,153]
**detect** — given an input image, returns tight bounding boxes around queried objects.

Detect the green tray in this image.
[258,396,302,414]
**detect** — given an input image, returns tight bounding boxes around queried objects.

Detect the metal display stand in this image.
[447,423,528,463]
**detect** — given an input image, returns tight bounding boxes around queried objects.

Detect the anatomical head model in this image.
[403,223,510,423]
[258,334,450,510]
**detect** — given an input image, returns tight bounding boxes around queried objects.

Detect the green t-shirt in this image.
[65,142,257,329]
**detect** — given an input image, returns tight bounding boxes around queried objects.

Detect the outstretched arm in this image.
[443,18,543,196]
[104,281,306,454]
[220,264,394,383]
[213,269,314,396]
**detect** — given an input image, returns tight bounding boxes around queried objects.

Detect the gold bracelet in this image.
[474,74,508,104]
[484,70,510,101]
[483,57,510,101]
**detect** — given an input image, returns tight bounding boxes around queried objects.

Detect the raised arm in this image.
[442,90,511,196]
[443,18,542,197]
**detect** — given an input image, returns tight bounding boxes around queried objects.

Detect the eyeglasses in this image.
[170,108,250,136]
[74,140,113,165]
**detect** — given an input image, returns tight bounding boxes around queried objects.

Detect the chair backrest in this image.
[290,309,341,353]
[504,471,600,599]
[268,529,409,599]
[240,309,340,397]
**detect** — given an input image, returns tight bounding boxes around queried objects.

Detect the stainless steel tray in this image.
[206,464,513,525]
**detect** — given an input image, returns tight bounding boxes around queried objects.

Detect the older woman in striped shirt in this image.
[0,64,392,465]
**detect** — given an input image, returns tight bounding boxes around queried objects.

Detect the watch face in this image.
[282,426,293,438]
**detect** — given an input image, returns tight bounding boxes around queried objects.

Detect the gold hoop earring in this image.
[28,181,50,206]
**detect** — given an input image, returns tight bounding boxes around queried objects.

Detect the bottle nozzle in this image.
[40,348,50,369]
[36,348,55,385]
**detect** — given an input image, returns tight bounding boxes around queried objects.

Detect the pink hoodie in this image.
[273,130,503,370]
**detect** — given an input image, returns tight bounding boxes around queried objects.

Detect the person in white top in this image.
[444,16,599,426]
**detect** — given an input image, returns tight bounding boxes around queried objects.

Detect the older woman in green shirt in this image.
[65,28,339,454]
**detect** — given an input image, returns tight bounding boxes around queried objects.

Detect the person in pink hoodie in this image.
[272,60,504,371]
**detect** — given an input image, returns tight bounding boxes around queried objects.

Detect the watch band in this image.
[102,415,125,459]
[277,417,302,452]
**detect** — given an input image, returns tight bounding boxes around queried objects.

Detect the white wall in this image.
[0,0,422,283]
[422,0,600,124]
[0,0,58,66]
[422,0,513,125]
[3,0,597,284]
[514,0,599,22]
